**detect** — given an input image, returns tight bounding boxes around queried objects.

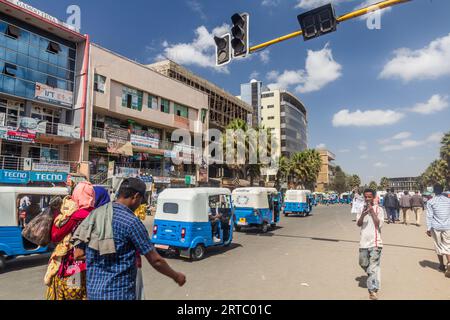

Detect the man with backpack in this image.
[383,188,399,224]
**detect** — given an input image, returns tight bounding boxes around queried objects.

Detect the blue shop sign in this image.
[140,176,153,183]
[30,172,68,183]
[0,170,29,184]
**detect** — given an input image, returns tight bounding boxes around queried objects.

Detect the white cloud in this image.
[187,0,207,21]
[295,0,350,9]
[259,50,270,64]
[381,132,444,152]
[316,143,327,149]
[380,33,450,82]
[267,44,342,93]
[410,94,449,115]
[332,109,405,127]
[374,162,387,168]
[249,71,260,80]
[338,149,350,153]
[378,131,412,145]
[156,24,230,73]
[262,0,281,6]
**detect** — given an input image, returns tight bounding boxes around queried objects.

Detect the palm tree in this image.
[290,149,322,189]
[275,155,291,189]
[369,181,378,191]
[349,175,361,190]
[379,177,390,191]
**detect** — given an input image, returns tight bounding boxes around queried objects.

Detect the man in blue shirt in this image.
[83,178,186,300]
[426,184,450,278]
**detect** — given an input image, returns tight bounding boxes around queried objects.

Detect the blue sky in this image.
[29,0,450,184]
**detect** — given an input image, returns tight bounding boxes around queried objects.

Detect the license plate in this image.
[155,244,169,250]
[238,218,247,226]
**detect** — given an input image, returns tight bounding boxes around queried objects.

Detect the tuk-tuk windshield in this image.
[232,193,268,208]
[17,194,62,227]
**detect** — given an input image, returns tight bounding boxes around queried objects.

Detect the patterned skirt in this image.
[46,271,87,300]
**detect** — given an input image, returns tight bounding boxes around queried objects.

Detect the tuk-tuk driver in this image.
[208,198,222,243]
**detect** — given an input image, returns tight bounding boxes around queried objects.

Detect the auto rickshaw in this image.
[232,187,281,233]
[339,192,352,205]
[151,188,233,261]
[283,190,313,217]
[0,186,70,271]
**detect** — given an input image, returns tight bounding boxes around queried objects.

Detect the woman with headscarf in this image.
[45,181,95,300]
[93,186,111,209]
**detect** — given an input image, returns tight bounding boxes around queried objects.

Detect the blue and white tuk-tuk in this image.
[232,187,281,233]
[151,188,233,261]
[0,187,69,271]
[283,190,313,217]
[339,192,352,205]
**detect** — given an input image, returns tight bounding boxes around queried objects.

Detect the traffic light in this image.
[231,13,250,58]
[297,3,337,41]
[214,33,231,66]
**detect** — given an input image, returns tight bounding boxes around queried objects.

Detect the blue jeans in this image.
[359,248,382,293]
[386,207,397,222]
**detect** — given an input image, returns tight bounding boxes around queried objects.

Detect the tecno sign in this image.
[31,172,66,182]
[4,171,28,179]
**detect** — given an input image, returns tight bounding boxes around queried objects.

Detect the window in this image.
[5,25,20,39]
[148,94,158,109]
[201,109,207,123]
[160,98,170,113]
[46,41,61,54]
[3,63,17,77]
[262,93,274,98]
[121,86,143,111]
[267,105,275,109]
[94,74,106,93]
[174,103,188,118]
[46,76,57,88]
[163,203,179,214]
[268,116,275,120]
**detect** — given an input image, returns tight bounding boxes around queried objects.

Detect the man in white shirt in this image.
[357,189,384,300]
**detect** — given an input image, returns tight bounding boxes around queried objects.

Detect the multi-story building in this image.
[85,44,209,189]
[149,60,253,182]
[316,149,336,192]
[240,79,263,128]
[259,88,308,180]
[0,0,89,186]
[387,177,419,193]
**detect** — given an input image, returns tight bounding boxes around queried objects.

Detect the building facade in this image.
[387,177,419,193]
[240,79,263,128]
[316,149,336,192]
[0,0,89,186]
[85,44,209,189]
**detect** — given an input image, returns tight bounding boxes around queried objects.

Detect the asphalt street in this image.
[1,205,449,300]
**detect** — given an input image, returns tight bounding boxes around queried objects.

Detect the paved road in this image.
[1,205,449,300]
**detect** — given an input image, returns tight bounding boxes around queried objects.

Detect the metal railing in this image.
[0,155,79,172]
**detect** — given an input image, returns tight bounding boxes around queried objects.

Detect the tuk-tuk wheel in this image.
[191,244,206,261]
[235,226,242,232]
[0,255,5,272]
[260,223,269,234]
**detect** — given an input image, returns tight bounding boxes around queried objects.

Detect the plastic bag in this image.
[21,197,62,247]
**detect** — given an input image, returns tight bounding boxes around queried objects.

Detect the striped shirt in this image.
[426,195,450,231]
[86,203,154,300]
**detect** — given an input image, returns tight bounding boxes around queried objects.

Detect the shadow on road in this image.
[355,276,368,289]
[419,260,442,271]
[238,226,284,237]
[270,234,435,252]
[161,243,243,262]
[0,254,50,274]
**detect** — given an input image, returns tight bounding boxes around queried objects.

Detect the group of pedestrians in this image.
[45,178,186,300]
[354,184,450,300]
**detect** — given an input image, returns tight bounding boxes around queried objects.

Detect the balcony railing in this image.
[0,155,79,173]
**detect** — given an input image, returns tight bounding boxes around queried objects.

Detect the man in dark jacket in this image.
[411,191,424,227]
[383,188,399,224]
[400,191,412,226]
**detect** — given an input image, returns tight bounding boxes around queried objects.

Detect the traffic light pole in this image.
[249,0,411,53]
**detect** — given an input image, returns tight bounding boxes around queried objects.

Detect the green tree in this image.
[331,166,348,194]
[290,149,322,189]
[349,174,361,189]
[368,181,378,191]
[275,155,292,189]
[379,177,390,191]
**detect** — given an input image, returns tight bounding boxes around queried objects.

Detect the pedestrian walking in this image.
[411,191,425,227]
[399,191,412,226]
[45,181,95,300]
[357,189,385,300]
[75,178,185,300]
[425,184,450,278]
[383,188,399,224]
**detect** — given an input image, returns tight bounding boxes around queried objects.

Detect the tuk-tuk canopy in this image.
[0,187,70,226]
[285,190,311,203]
[156,188,232,223]
[232,187,278,209]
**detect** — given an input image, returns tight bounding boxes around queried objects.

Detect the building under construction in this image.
[149,60,253,130]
